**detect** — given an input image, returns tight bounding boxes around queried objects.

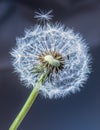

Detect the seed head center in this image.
[44,55,60,67]
[38,50,65,75]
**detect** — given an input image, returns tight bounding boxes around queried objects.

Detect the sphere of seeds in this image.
[11,22,91,98]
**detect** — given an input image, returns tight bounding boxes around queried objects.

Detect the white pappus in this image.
[11,10,91,99]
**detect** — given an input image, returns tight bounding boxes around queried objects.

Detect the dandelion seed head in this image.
[11,10,91,99]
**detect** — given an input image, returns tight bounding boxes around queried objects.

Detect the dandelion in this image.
[9,10,91,130]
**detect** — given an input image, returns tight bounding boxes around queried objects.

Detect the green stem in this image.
[9,73,47,130]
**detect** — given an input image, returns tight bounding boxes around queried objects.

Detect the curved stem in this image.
[9,73,47,130]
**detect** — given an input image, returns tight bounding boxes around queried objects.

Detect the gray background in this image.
[0,0,100,130]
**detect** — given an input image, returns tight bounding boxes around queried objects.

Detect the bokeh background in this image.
[0,0,100,130]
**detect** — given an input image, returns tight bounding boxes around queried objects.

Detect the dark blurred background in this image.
[0,0,100,130]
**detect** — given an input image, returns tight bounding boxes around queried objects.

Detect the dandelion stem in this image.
[9,72,47,130]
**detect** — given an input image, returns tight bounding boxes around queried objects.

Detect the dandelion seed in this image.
[11,10,91,99]
[34,9,53,22]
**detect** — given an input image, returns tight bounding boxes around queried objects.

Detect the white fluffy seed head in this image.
[11,10,91,99]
